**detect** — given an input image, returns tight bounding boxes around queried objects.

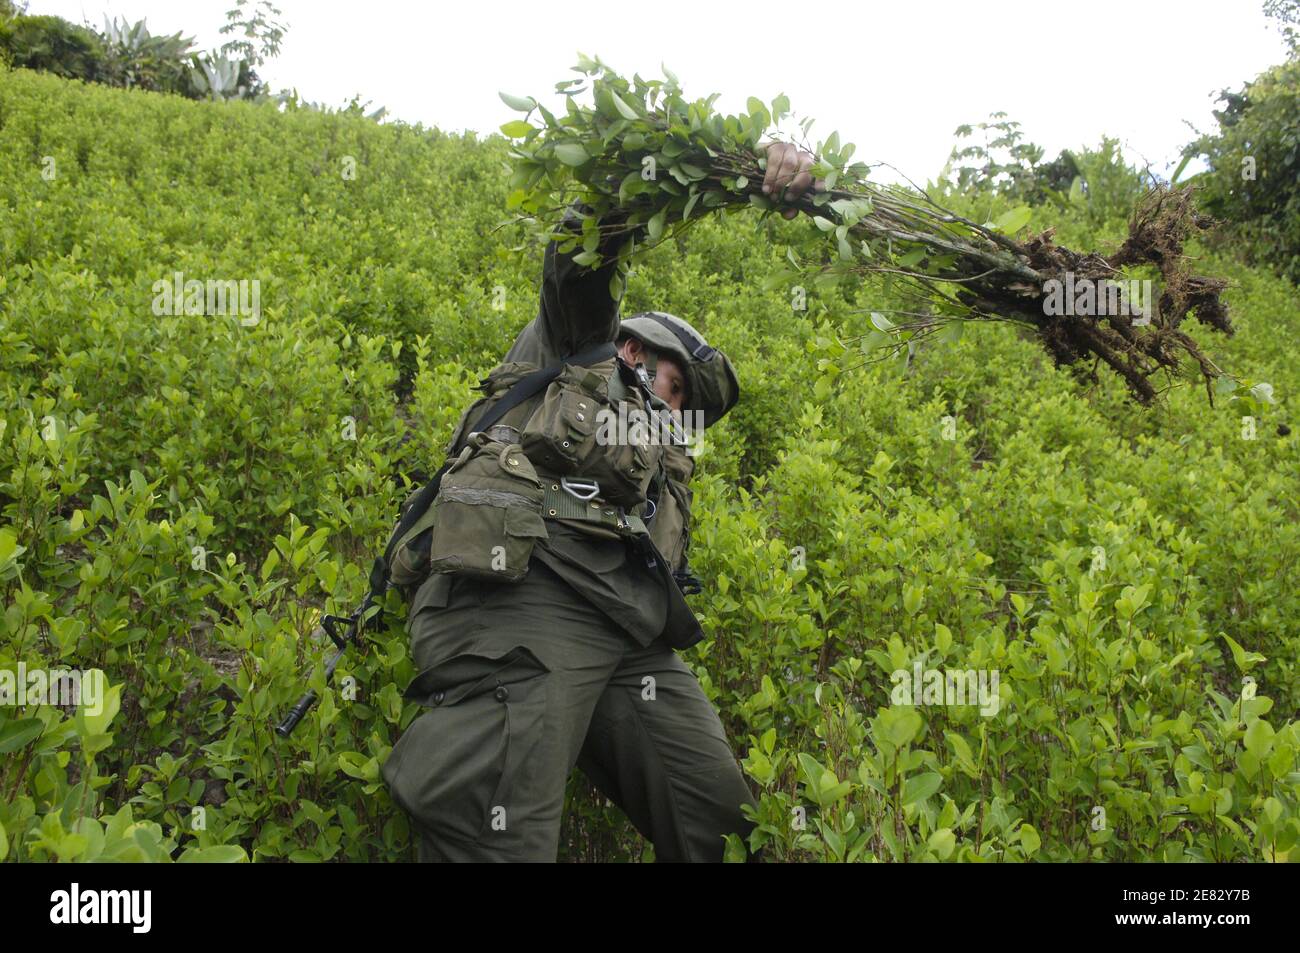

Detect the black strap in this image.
[370,340,618,600]
[636,311,716,361]
[614,347,657,405]
[464,339,617,451]
[611,350,671,524]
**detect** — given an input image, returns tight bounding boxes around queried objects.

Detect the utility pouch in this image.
[650,477,693,572]
[425,433,549,582]
[522,368,604,472]
[388,485,438,597]
[649,444,695,571]
[521,362,662,507]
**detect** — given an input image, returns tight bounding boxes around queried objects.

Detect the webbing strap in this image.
[539,483,648,536]
[467,341,616,447]
[637,311,716,361]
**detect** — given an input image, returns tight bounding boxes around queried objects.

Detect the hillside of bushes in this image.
[0,65,1296,862]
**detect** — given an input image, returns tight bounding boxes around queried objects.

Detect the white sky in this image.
[35,0,1293,183]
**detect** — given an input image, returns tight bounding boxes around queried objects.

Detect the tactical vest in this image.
[388,354,695,595]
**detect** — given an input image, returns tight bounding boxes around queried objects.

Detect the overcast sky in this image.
[35,0,1292,182]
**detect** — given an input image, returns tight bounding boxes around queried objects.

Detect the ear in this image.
[620,337,643,362]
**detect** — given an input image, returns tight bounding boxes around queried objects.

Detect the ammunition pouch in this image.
[520,363,664,508]
[421,434,549,583]
[645,444,693,573]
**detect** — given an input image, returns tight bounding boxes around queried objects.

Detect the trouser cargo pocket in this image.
[381,645,550,851]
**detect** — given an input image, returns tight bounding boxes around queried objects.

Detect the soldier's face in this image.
[652,356,687,412]
[619,338,687,413]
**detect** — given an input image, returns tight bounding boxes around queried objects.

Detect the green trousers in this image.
[382,556,757,862]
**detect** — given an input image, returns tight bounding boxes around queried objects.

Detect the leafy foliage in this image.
[943,118,1154,223]
[1184,58,1300,283]
[1263,0,1300,54]
[0,13,105,82]
[0,65,1296,863]
[945,113,1051,203]
[499,58,1239,405]
[218,0,287,71]
[0,3,286,103]
[96,16,197,96]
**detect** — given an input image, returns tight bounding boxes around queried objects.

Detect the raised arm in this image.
[505,200,635,365]
[508,143,816,366]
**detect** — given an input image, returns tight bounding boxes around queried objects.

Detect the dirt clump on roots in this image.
[959,187,1232,404]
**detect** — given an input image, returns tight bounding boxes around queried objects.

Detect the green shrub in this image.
[0,68,1296,863]
[1186,58,1300,283]
[0,15,105,82]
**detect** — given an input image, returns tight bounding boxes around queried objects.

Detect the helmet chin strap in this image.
[633,345,659,392]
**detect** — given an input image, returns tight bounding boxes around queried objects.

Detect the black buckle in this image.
[319,614,354,651]
[321,597,382,651]
[674,570,704,595]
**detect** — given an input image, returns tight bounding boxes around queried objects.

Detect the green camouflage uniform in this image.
[381,205,756,862]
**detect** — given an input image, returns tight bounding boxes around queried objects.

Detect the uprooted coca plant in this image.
[498,55,1235,405]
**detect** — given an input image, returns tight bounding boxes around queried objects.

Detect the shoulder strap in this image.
[367,340,618,603]
[465,340,615,447]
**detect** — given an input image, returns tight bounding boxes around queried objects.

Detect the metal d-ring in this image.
[560,476,601,500]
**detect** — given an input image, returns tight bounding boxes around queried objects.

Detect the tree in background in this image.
[97,15,196,96]
[944,113,1051,203]
[0,2,104,83]
[1181,3,1300,282]
[939,114,1151,227]
[193,0,289,100]
[1263,0,1299,54]
[219,0,286,70]
[0,0,291,103]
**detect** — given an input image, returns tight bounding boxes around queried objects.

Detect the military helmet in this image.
[617,311,739,429]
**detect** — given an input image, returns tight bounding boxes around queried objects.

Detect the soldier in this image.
[381,142,821,862]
